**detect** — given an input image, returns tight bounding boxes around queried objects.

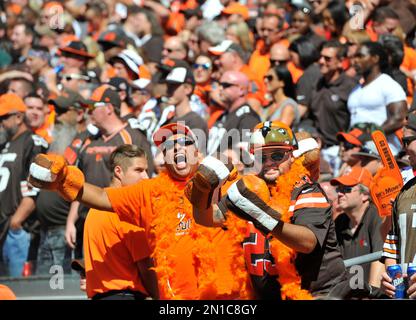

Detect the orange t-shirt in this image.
[83,208,151,298]
[105,174,247,300]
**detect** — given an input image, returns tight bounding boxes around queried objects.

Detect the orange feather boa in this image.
[149,171,253,300]
[267,156,314,300]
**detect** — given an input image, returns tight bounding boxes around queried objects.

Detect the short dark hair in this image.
[322,40,347,60]
[289,36,320,69]
[24,92,46,104]
[110,144,147,173]
[372,6,399,23]
[361,41,389,73]
[9,77,34,98]
[378,34,404,68]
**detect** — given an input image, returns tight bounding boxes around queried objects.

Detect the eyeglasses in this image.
[402,136,416,148]
[263,75,275,82]
[163,137,195,150]
[336,186,354,194]
[269,58,288,66]
[193,63,212,70]
[261,151,289,164]
[219,82,238,89]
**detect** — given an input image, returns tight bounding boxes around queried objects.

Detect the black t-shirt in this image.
[35,131,92,228]
[335,204,383,283]
[296,63,321,108]
[310,73,357,146]
[207,104,260,155]
[242,176,347,298]
[0,131,48,239]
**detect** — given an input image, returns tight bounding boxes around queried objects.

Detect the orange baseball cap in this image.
[153,123,197,148]
[0,284,16,300]
[336,128,367,146]
[222,3,249,20]
[330,167,373,189]
[0,93,27,117]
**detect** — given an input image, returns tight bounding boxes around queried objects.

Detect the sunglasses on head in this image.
[86,102,107,113]
[261,151,288,164]
[336,186,354,194]
[219,82,237,89]
[163,136,195,150]
[193,63,211,70]
[402,136,416,148]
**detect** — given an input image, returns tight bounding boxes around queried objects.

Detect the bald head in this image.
[163,36,188,60]
[221,71,249,90]
[270,43,290,64]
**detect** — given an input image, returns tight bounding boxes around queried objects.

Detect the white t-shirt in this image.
[347,73,407,155]
[348,73,406,126]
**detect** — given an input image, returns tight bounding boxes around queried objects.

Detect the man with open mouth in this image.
[28,122,252,300]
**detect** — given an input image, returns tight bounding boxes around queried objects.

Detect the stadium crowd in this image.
[0,0,416,300]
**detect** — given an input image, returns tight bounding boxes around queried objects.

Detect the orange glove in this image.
[370,131,403,217]
[29,153,85,202]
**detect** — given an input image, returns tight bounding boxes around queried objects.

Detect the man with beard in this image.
[191,121,381,299]
[0,93,48,277]
[34,89,87,275]
[28,123,252,299]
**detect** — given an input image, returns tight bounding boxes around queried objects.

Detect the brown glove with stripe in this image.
[219,175,282,235]
[185,156,237,210]
[28,153,85,202]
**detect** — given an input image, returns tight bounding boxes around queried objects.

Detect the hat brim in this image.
[330,176,359,187]
[59,47,95,59]
[352,152,380,160]
[336,132,362,146]
[153,123,196,147]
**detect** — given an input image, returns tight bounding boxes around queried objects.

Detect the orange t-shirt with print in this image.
[83,208,151,299]
[105,173,249,300]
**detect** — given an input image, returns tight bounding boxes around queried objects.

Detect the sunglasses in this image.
[320,55,335,62]
[164,137,195,150]
[0,113,17,122]
[269,58,288,66]
[336,186,354,194]
[62,74,89,81]
[402,136,416,148]
[219,82,237,89]
[163,47,180,53]
[193,63,211,70]
[264,75,275,82]
[261,151,288,164]
[86,102,107,113]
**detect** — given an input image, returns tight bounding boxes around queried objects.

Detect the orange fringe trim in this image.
[150,171,253,300]
[268,156,314,300]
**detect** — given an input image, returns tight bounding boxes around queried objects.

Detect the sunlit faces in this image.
[119,156,149,185]
[403,127,416,169]
[337,184,367,211]
[162,133,199,180]
[193,56,213,84]
[254,148,293,184]
[263,68,283,94]
[24,96,47,129]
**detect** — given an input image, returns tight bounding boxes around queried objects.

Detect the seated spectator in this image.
[331,167,384,285]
